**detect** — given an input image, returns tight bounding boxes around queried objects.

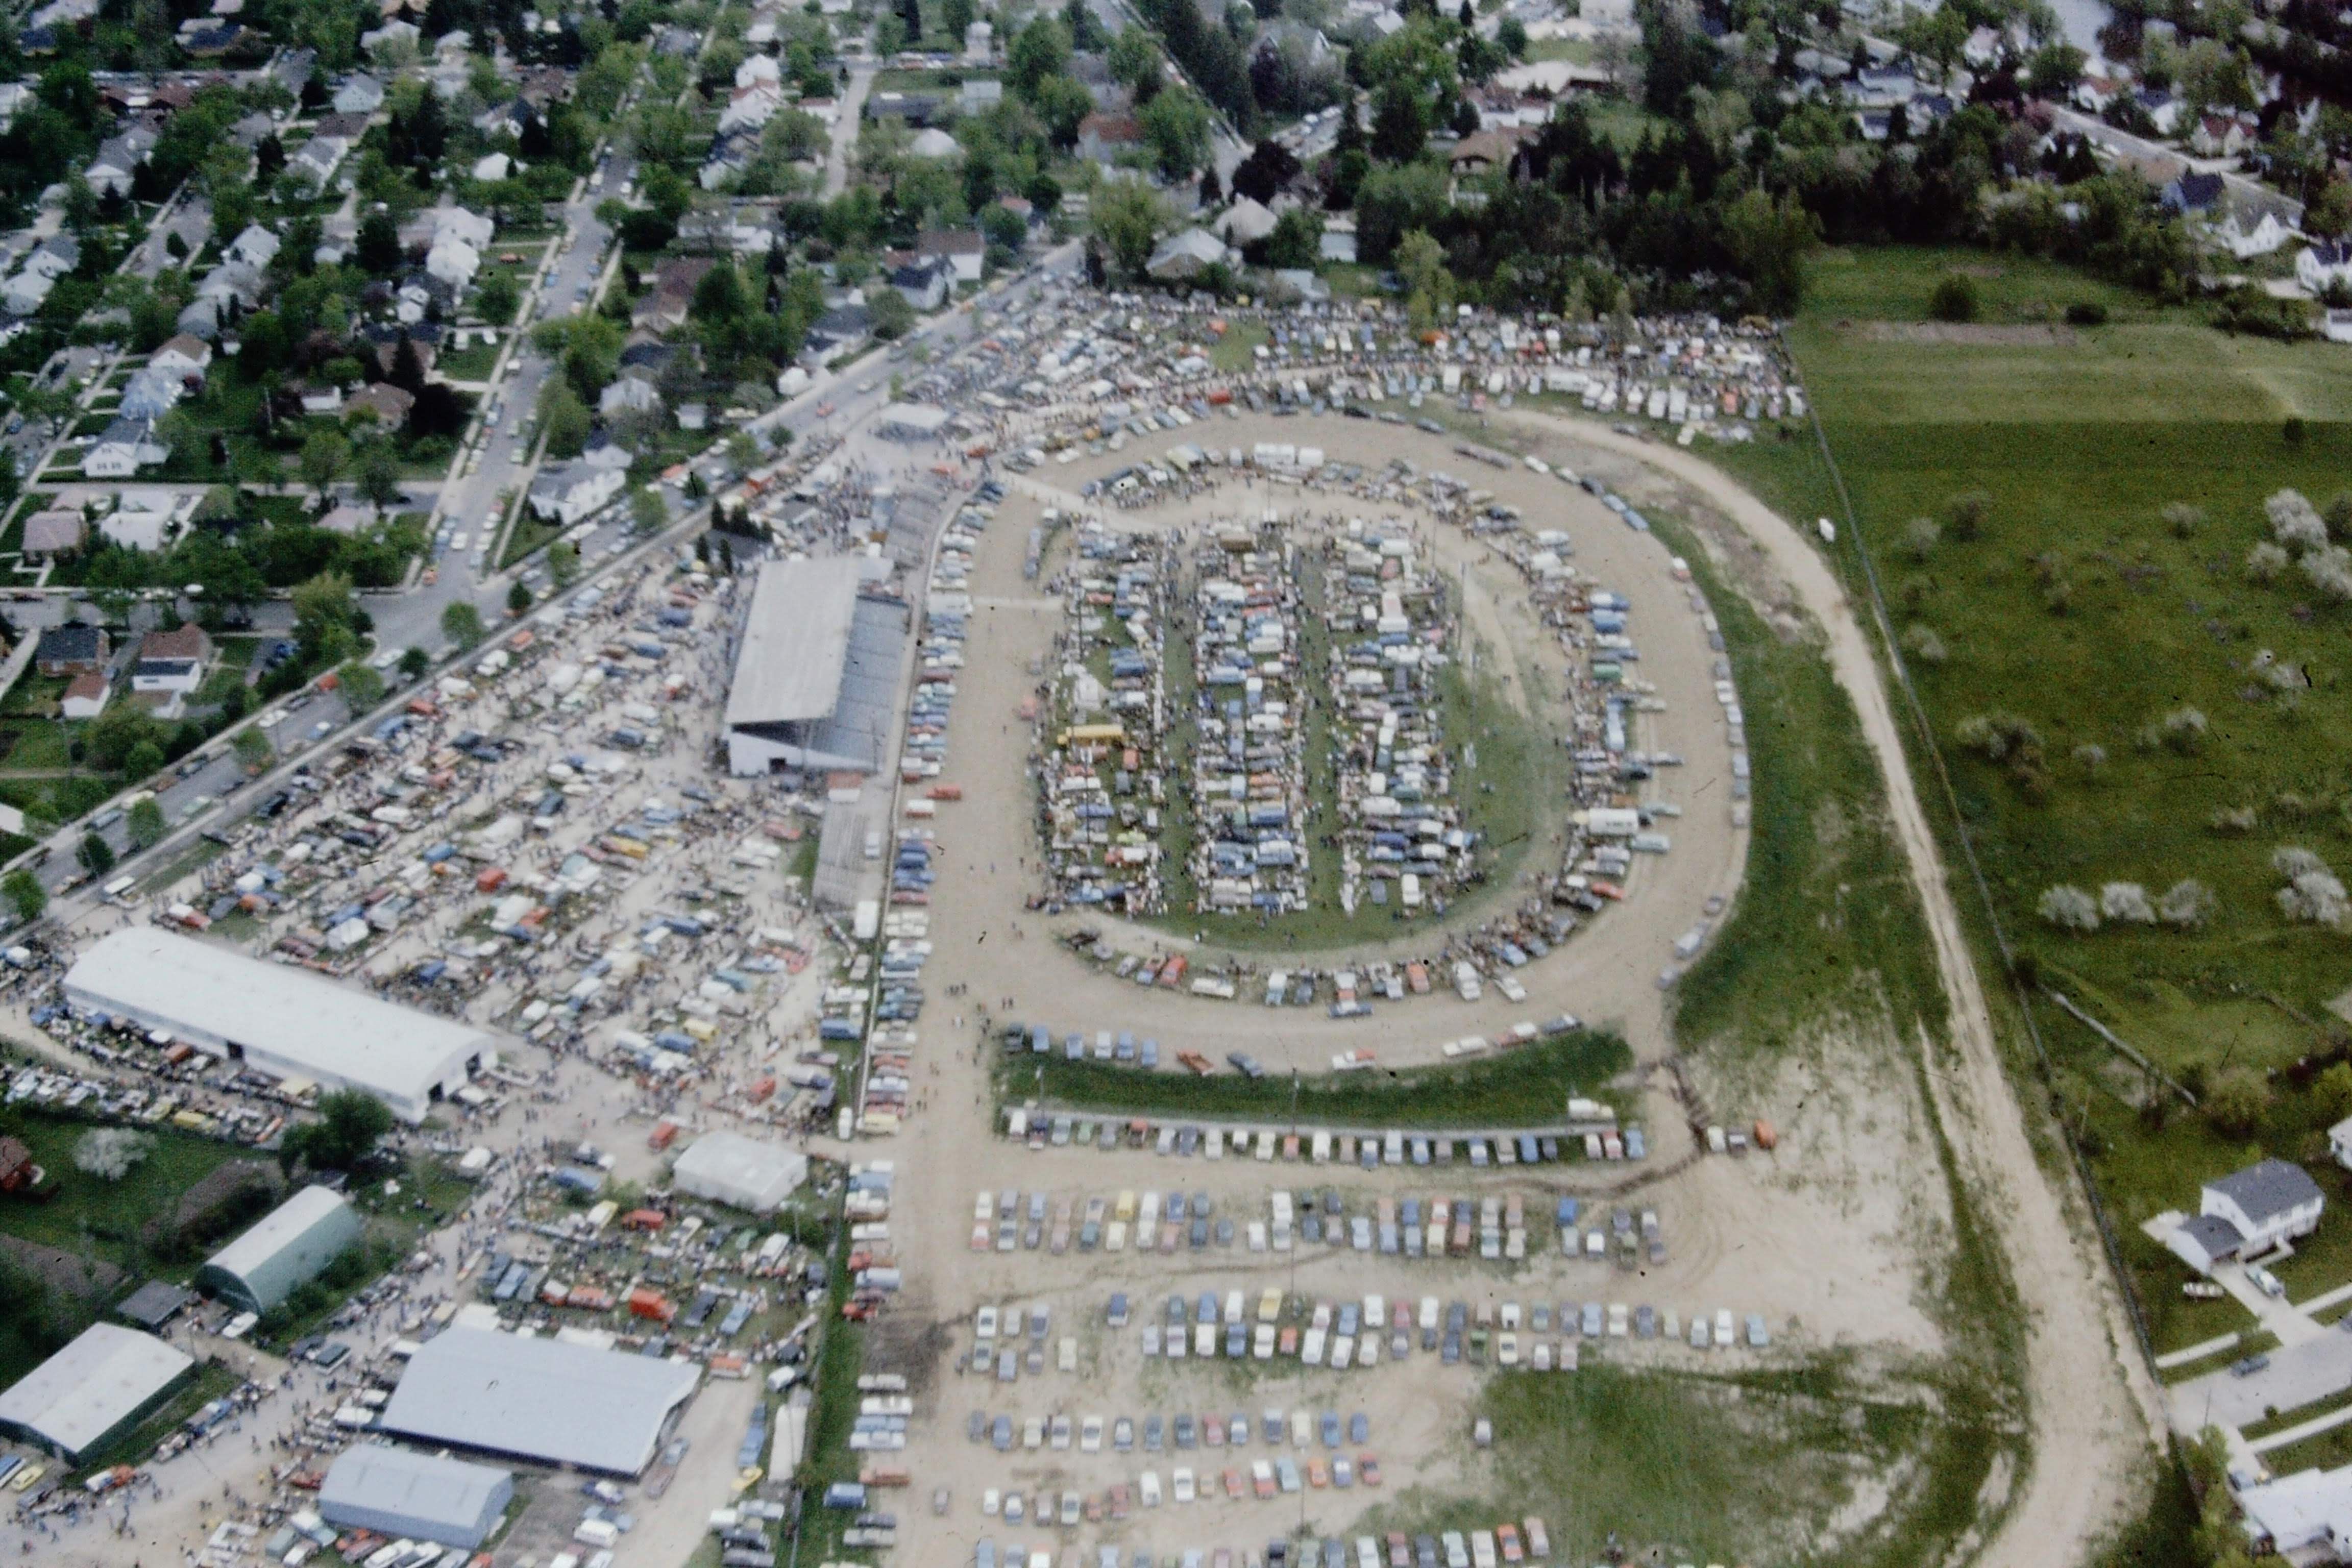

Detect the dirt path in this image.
[1499,409,2165,1568]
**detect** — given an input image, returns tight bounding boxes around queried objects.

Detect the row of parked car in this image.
[1007,1112,1645,1169]
[968,1405,1370,1456]
[972,1522,1553,1568]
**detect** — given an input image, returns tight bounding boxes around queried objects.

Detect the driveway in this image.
[2171,1320,2352,1431]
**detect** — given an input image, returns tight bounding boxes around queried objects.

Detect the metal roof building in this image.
[0,1324,194,1460]
[317,1444,513,1547]
[63,929,500,1122]
[874,401,950,439]
[671,1131,809,1213]
[198,1185,363,1316]
[376,1327,702,1476]
[725,557,908,776]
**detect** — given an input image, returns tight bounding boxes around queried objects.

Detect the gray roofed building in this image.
[725,557,909,776]
[2164,1211,2245,1274]
[197,1185,362,1315]
[317,1445,513,1547]
[2202,1157,2325,1254]
[375,1327,701,1475]
[0,1324,194,1460]
[113,1280,191,1330]
[63,928,500,1122]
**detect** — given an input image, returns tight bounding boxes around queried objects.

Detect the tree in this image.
[74,1128,153,1181]
[1008,17,1072,99]
[78,831,114,877]
[2203,1065,2272,1138]
[1263,208,1323,269]
[2309,180,2352,242]
[476,272,521,325]
[233,724,273,772]
[1092,181,1171,280]
[125,740,164,781]
[399,646,430,680]
[126,798,166,850]
[354,441,402,510]
[1369,78,1427,163]
[1497,15,1526,56]
[292,571,361,666]
[283,1088,395,1172]
[355,211,402,274]
[1142,88,1212,181]
[943,0,975,44]
[538,380,591,458]
[1720,186,1819,314]
[1394,229,1454,327]
[1110,27,1163,95]
[2037,884,2098,932]
[441,600,486,648]
[2,870,46,923]
[869,285,917,340]
[1929,273,1978,322]
[547,541,582,591]
[337,661,385,710]
[508,579,533,615]
[300,430,351,502]
[630,487,668,535]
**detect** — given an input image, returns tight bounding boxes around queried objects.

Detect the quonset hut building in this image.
[63,929,499,1123]
[198,1185,363,1316]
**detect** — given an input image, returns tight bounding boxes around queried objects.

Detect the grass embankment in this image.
[1003,1029,1630,1126]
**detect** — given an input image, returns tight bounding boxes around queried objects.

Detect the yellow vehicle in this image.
[10,1464,43,1492]
[1113,1190,1137,1223]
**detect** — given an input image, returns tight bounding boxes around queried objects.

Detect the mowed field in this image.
[1717,244,2352,1358]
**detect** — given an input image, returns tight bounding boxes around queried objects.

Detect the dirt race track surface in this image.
[874,409,2160,1568]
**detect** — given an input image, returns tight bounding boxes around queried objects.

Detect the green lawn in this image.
[2240,1384,2352,1442]
[1210,322,1268,374]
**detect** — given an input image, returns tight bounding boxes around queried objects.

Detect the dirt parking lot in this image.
[870,416,1967,1568]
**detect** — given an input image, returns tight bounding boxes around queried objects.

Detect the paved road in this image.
[2046,104,2303,223]
[825,65,876,197]
[2171,1320,2352,1430]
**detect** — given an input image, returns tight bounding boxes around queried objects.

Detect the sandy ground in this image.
[875,416,1982,1567]
[1491,409,2166,1568]
[932,416,1749,1079]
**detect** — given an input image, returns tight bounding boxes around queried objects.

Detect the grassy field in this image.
[1003,1028,1631,1126]
[1210,323,1268,374]
[1701,250,2352,1554]
[1361,1360,1984,1568]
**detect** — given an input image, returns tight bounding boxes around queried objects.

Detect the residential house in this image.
[887,253,952,312]
[84,415,169,478]
[474,97,530,139]
[735,52,782,89]
[2136,85,2179,135]
[59,671,109,720]
[964,19,992,62]
[700,132,755,189]
[2328,308,2352,345]
[1448,130,1525,181]
[601,377,662,418]
[2296,240,2352,294]
[907,127,961,160]
[102,489,180,551]
[149,333,213,380]
[802,302,870,361]
[224,224,281,272]
[1211,198,1278,247]
[581,432,634,471]
[959,77,1003,113]
[20,508,86,557]
[1318,226,1358,264]
[2190,114,2252,158]
[527,463,625,525]
[345,381,415,427]
[472,151,513,182]
[2235,1462,2352,1558]
[2213,210,2292,259]
[270,46,316,97]
[2175,1157,2327,1270]
[132,622,215,702]
[917,229,984,284]
[864,91,940,127]
[117,366,186,420]
[635,256,715,331]
[518,66,574,109]
[1078,113,1143,166]
[34,625,108,676]
[299,384,344,415]
[331,72,384,115]
[2161,171,2225,216]
[2,267,55,317]
[425,234,481,290]
[1145,228,1233,282]
[317,503,376,536]
[83,134,144,198]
